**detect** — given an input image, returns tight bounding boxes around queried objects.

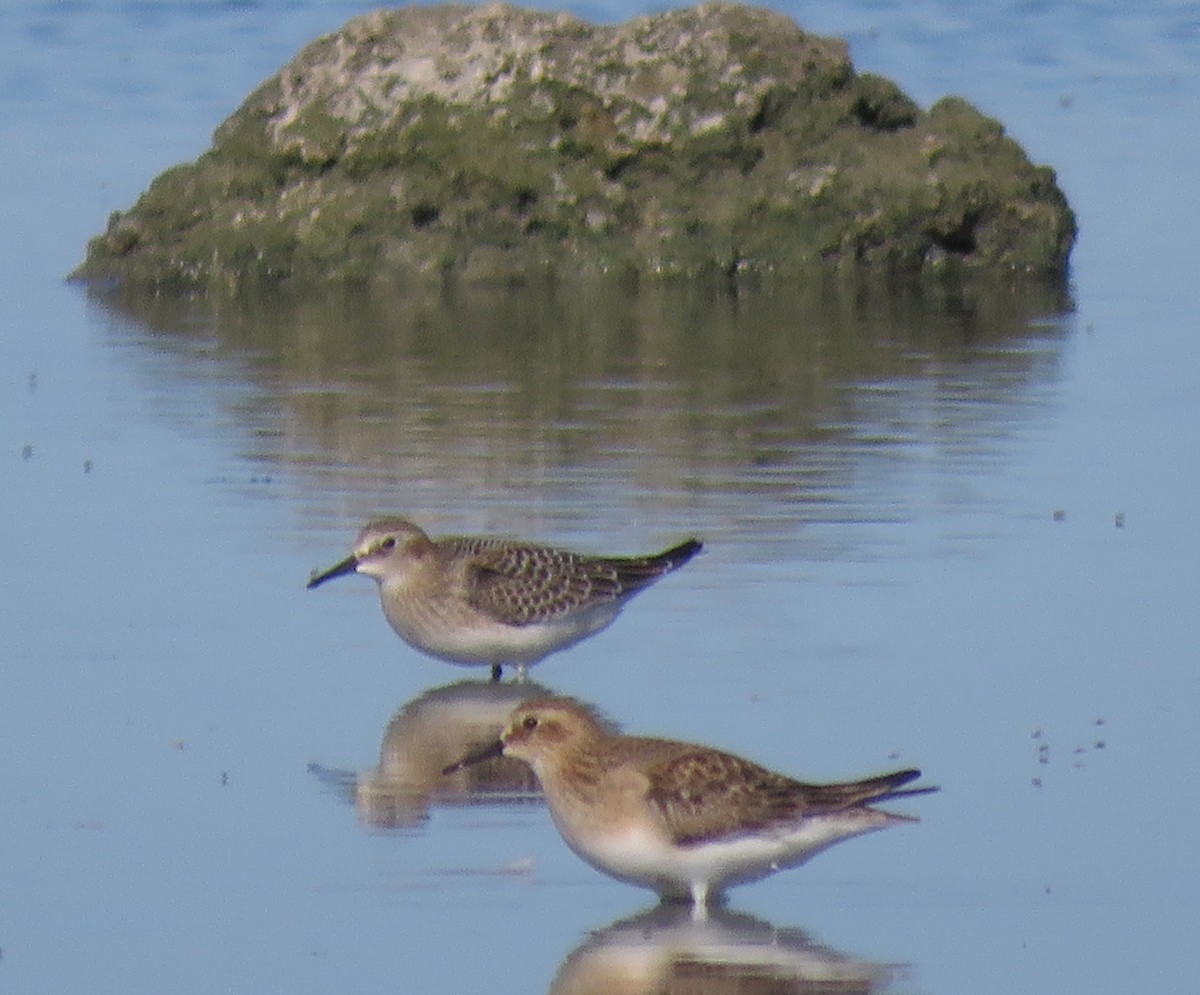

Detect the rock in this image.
[72,2,1075,292]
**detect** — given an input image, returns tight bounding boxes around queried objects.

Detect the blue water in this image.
[2,1,1199,992]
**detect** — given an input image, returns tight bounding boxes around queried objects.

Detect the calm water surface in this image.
[2,1,1198,993]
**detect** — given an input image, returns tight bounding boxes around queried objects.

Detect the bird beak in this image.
[442,739,505,775]
[306,554,360,590]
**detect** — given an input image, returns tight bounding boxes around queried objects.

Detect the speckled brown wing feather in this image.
[643,749,811,845]
[460,538,702,626]
[462,544,624,625]
[644,749,926,846]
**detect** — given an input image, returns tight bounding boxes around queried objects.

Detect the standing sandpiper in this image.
[307,519,702,680]
[445,697,936,909]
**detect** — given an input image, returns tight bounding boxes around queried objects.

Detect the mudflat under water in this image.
[2,2,1198,993]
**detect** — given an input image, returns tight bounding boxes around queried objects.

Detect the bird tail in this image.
[659,538,704,570]
[612,538,703,592]
[805,768,938,813]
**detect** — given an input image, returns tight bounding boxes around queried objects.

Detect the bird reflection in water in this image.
[550,903,898,995]
[310,679,615,829]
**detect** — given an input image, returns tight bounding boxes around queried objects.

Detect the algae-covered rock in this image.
[73,2,1075,292]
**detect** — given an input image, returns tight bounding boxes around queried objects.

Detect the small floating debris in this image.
[501,857,535,877]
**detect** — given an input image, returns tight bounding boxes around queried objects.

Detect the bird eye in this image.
[379,537,397,551]
[522,716,539,731]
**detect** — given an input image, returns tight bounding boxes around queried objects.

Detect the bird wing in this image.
[644,748,810,846]
[462,543,623,626]
[643,749,928,846]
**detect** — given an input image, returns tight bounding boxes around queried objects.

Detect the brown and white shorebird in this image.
[307,519,702,681]
[445,698,936,910]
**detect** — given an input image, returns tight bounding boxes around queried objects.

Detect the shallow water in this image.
[3,1,1199,992]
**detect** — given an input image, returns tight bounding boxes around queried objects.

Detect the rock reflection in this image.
[550,903,898,995]
[89,275,1073,549]
[352,679,556,828]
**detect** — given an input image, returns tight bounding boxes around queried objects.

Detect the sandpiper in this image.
[445,697,936,908]
[307,519,702,680]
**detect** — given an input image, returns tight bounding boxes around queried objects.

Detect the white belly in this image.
[562,816,885,901]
